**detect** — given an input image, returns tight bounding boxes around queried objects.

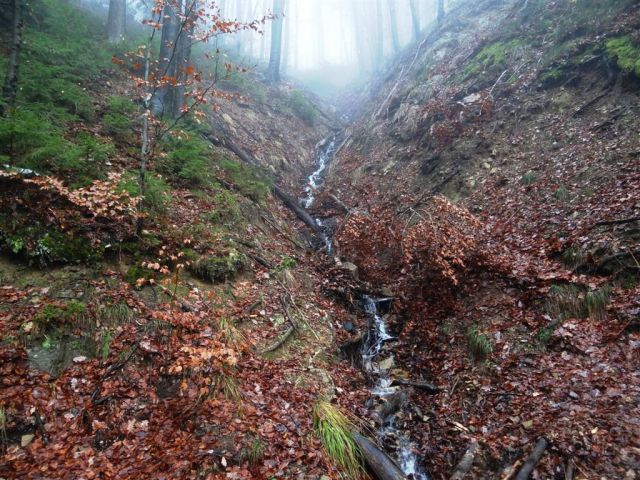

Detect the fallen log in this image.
[211,134,327,240]
[351,431,407,480]
[273,184,325,237]
[514,437,548,480]
[450,440,479,480]
[390,379,440,394]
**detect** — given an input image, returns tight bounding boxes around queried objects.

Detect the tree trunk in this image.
[437,0,445,24]
[1,0,24,115]
[171,0,197,119]
[387,0,400,53]
[106,0,126,43]
[267,0,284,83]
[409,0,420,40]
[281,0,290,73]
[152,0,181,117]
[375,0,384,62]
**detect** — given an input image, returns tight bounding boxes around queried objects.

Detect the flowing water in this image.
[304,135,338,253]
[361,296,429,480]
[304,133,428,478]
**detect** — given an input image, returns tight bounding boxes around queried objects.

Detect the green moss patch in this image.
[191,249,248,283]
[606,36,640,78]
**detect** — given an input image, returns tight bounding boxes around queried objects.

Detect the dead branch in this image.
[595,216,639,226]
[390,379,440,394]
[514,437,549,480]
[260,325,295,354]
[572,90,609,117]
[450,439,479,480]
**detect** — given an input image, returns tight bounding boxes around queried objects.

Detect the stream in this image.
[304,135,429,479]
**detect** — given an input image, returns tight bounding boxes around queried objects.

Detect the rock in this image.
[378,357,395,371]
[21,434,35,447]
[380,287,394,297]
[343,321,355,333]
[341,262,359,280]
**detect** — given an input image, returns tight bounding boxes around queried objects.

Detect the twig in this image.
[157,284,195,312]
[33,410,48,445]
[595,216,639,226]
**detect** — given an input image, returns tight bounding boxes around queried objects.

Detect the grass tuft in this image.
[466,325,493,361]
[312,399,365,479]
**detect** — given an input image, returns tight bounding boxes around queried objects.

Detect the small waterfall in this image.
[304,136,337,209]
[361,296,429,480]
[304,134,338,253]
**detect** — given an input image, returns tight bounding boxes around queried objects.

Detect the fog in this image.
[220,0,443,96]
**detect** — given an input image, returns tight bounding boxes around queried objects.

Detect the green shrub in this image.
[103,96,136,143]
[103,112,134,143]
[158,131,213,185]
[289,90,317,126]
[606,36,640,78]
[218,158,271,203]
[118,171,171,215]
[200,190,241,224]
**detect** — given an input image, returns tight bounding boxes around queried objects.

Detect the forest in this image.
[0,0,639,479]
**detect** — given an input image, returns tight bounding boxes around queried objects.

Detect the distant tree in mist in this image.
[409,0,420,40]
[387,0,400,53]
[106,0,126,42]
[268,0,284,82]
[437,0,445,24]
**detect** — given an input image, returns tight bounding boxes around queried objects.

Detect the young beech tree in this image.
[106,0,126,43]
[1,0,25,115]
[113,0,269,233]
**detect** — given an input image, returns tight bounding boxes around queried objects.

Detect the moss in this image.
[0,217,102,266]
[124,264,151,286]
[606,36,640,78]
[465,39,525,78]
[34,300,87,333]
[191,249,248,283]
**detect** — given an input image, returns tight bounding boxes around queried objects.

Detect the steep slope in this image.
[316,0,640,478]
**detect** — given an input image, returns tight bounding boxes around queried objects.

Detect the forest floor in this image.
[2,1,640,479]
